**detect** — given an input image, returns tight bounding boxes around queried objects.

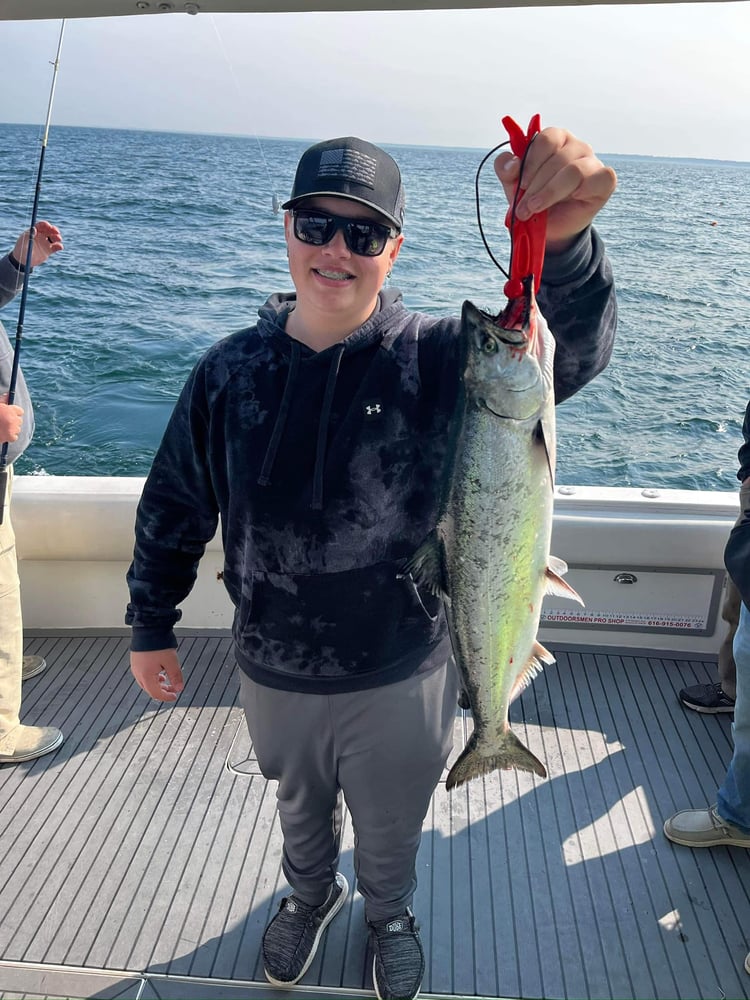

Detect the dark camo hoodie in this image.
[126,226,617,693]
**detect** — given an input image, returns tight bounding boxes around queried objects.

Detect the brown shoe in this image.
[22,655,48,681]
[663,804,750,848]
[0,725,63,764]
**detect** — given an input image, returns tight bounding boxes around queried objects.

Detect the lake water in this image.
[1,123,748,491]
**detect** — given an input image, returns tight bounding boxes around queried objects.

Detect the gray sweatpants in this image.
[239,661,457,922]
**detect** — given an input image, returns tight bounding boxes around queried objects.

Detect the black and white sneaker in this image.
[368,907,425,1000]
[679,681,735,714]
[262,872,348,987]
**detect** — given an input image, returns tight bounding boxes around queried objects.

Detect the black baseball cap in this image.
[282,136,405,231]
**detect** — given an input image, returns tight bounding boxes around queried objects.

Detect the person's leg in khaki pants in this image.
[0,468,62,764]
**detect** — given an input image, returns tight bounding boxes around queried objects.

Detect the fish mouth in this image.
[493,326,528,350]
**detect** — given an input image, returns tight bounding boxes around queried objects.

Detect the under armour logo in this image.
[364,399,383,419]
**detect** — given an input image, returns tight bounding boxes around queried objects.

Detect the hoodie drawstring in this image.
[257,339,345,511]
[257,338,301,487]
[312,343,345,510]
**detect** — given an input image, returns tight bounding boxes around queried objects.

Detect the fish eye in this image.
[482,336,498,354]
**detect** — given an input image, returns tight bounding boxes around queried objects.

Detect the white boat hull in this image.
[15,475,738,656]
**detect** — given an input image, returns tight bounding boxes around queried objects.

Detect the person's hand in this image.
[740,476,750,517]
[0,394,24,444]
[12,220,64,269]
[495,126,617,253]
[131,648,184,702]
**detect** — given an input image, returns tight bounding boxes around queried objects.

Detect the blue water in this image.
[1,123,748,490]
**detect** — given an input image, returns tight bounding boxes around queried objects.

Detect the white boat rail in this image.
[15,474,739,656]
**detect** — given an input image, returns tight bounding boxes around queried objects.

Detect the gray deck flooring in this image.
[1,630,748,1000]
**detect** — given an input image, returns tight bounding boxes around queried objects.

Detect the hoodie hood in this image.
[256,287,405,359]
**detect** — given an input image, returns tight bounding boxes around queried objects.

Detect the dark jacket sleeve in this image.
[724,400,750,609]
[1,253,36,463]
[537,226,617,404]
[0,253,24,311]
[738,401,750,484]
[125,361,220,651]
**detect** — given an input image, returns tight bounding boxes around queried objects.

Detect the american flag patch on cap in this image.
[317,148,377,189]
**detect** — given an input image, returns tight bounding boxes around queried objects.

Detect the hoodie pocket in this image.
[234,562,445,677]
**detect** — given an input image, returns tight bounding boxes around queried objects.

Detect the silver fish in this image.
[404,285,583,790]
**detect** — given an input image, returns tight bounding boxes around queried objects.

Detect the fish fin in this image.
[398,531,449,601]
[533,639,556,665]
[534,416,556,484]
[446,728,546,789]
[544,562,584,605]
[548,555,569,576]
[508,641,555,701]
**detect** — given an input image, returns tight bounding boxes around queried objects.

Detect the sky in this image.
[0,2,749,162]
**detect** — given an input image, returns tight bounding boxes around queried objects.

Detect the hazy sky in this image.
[1,2,749,162]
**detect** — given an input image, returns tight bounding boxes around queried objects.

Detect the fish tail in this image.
[445,729,546,790]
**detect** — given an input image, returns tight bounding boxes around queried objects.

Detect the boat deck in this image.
[1,629,748,1000]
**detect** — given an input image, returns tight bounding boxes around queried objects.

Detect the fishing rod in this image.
[208,14,281,215]
[0,19,65,524]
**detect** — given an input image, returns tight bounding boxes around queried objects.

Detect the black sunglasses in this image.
[292,209,398,257]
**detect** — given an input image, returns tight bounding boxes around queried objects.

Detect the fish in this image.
[402,276,583,790]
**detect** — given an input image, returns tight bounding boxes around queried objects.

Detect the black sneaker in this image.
[679,681,735,714]
[262,872,348,987]
[368,907,425,1000]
